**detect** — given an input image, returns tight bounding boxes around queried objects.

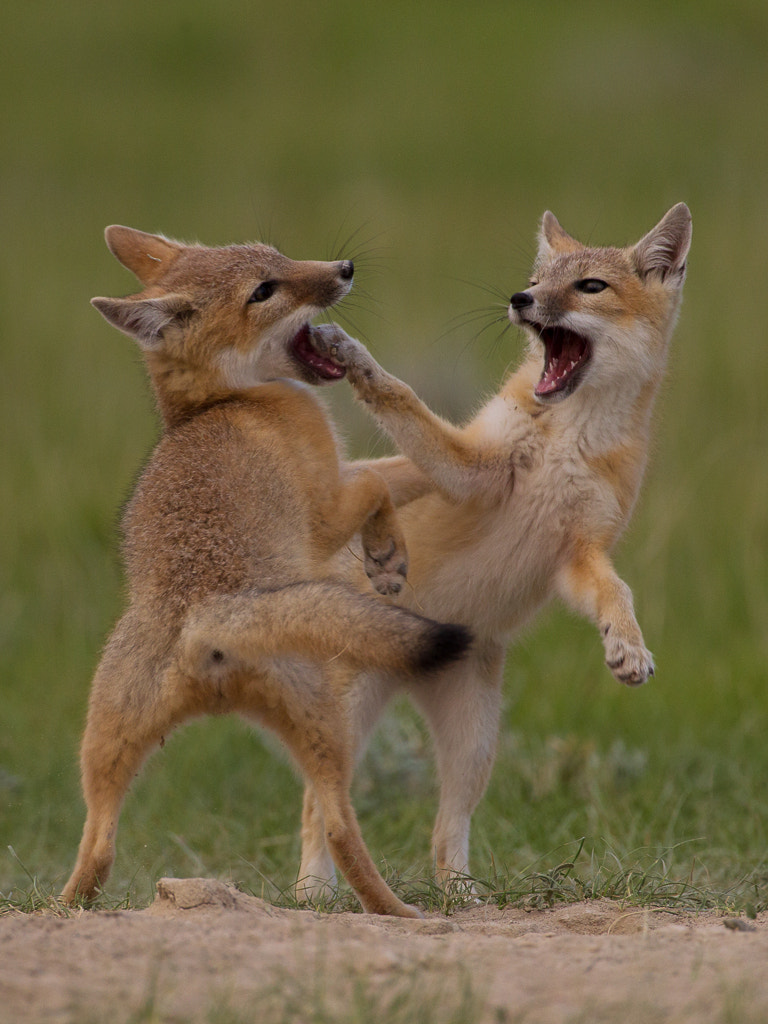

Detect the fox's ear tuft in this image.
[104,226,183,286]
[536,212,584,263]
[632,203,692,285]
[91,294,194,350]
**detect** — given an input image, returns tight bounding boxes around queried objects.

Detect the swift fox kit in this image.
[62,226,470,917]
[299,204,692,889]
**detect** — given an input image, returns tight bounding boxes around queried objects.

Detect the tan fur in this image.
[62,227,471,917]
[299,205,692,890]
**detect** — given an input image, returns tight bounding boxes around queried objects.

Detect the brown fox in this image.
[61,226,471,917]
[298,204,692,893]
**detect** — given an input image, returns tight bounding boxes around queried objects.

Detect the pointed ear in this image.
[103,225,183,286]
[91,294,194,350]
[632,203,692,284]
[536,211,584,262]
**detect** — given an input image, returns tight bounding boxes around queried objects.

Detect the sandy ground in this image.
[1,878,767,1023]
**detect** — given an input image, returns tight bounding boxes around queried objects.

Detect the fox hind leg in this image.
[408,644,504,886]
[298,669,397,902]
[62,695,168,904]
[242,660,420,918]
[62,627,194,904]
[62,722,154,903]
[297,783,337,902]
[307,750,420,917]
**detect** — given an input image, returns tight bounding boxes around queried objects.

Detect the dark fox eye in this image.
[576,278,608,294]
[248,281,276,303]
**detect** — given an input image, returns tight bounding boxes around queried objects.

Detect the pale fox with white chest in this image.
[299,204,692,893]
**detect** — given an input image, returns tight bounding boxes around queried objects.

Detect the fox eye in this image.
[576,278,608,294]
[248,281,277,303]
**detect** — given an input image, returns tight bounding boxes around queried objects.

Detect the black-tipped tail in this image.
[413,621,473,674]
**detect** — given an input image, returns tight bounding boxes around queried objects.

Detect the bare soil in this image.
[2,878,767,1023]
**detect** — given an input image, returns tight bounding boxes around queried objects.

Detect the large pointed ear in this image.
[104,225,183,286]
[536,211,584,263]
[91,294,194,350]
[632,203,692,285]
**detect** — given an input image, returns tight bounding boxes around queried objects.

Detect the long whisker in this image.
[512,246,538,270]
[454,317,514,365]
[336,291,392,328]
[323,304,382,347]
[447,275,512,304]
[430,301,509,348]
[326,215,364,262]
[442,305,509,332]
[327,219,392,267]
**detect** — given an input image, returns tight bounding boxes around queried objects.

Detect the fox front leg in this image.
[313,325,508,504]
[601,613,655,685]
[311,457,409,597]
[360,507,409,596]
[341,465,408,596]
[557,544,655,686]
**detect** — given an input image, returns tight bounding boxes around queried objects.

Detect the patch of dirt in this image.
[2,878,767,1022]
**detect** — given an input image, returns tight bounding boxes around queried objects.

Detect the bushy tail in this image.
[178,580,471,680]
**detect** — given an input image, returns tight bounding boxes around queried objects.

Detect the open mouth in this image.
[533,325,591,400]
[290,324,346,381]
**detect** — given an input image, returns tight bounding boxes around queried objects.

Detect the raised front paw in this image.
[310,323,376,381]
[604,629,655,686]
[363,535,408,596]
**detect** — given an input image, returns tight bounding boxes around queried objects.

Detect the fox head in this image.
[91,227,355,408]
[509,204,692,404]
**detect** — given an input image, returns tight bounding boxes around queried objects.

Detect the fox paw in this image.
[363,537,408,596]
[311,324,376,379]
[604,631,655,686]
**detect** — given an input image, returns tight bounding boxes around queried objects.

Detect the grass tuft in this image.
[237,837,765,919]
[7,834,763,921]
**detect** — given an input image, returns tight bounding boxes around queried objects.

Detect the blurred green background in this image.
[2,1,767,906]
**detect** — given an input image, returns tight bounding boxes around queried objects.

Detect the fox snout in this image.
[509,291,534,311]
[300,258,354,309]
[331,258,355,302]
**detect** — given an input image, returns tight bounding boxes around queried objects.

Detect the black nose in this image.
[339,260,354,281]
[510,291,534,310]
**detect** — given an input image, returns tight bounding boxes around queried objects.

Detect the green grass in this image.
[2,0,767,929]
